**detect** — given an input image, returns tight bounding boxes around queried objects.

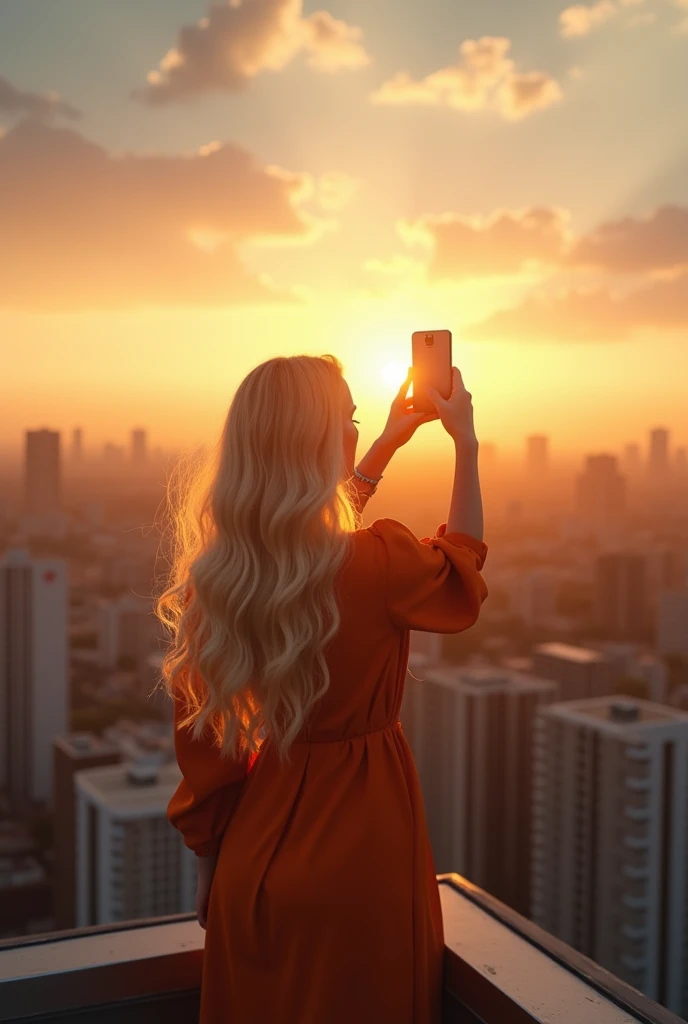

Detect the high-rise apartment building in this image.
[594,553,649,639]
[131,428,147,465]
[532,642,620,701]
[575,455,626,534]
[0,549,68,805]
[24,429,61,517]
[531,696,688,1018]
[53,733,122,930]
[74,760,196,927]
[406,663,557,916]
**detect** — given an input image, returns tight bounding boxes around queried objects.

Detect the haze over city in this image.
[2,2,688,1021]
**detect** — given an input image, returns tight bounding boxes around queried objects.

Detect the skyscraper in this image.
[531,696,688,1018]
[575,454,626,535]
[532,642,620,701]
[648,428,670,479]
[0,549,68,805]
[131,428,147,465]
[71,428,83,463]
[594,553,649,639]
[526,435,549,475]
[408,664,557,916]
[74,760,196,926]
[24,429,61,516]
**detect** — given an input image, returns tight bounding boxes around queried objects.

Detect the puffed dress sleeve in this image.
[368,517,488,633]
[167,692,258,857]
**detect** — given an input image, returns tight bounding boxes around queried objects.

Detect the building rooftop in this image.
[425,663,558,695]
[544,695,688,736]
[533,641,611,664]
[73,760,181,814]
[54,733,121,760]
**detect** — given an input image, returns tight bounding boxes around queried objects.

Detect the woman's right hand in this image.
[426,367,478,449]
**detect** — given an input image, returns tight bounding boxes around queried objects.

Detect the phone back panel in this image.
[412,330,452,414]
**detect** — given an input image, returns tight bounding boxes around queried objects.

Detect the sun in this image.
[379,358,410,393]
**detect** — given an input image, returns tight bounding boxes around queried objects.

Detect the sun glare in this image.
[379,358,410,392]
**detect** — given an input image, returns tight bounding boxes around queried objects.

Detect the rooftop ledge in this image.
[0,873,682,1024]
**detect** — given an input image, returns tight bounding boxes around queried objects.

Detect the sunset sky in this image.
[2,0,688,460]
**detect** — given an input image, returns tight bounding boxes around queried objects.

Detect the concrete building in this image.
[24,429,61,517]
[74,760,196,927]
[531,696,688,1017]
[0,549,68,805]
[131,428,147,466]
[52,733,122,930]
[97,594,160,673]
[403,662,557,916]
[656,590,688,658]
[532,642,620,702]
[648,428,670,480]
[575,455,626,536]
[594,553,649,639]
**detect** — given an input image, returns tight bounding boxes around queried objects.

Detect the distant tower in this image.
[24,429,61,516]
[575,454,626,534]
[0,549,68,804]
[648,428,670,479]
[526,435,549,475]
[131,428,147,466]
[623,443,641,476]
[71,428,83,463]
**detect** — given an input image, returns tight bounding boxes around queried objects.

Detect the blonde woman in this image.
[154,354,488,1024]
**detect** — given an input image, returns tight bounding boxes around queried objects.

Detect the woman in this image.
[153,354,487,1024]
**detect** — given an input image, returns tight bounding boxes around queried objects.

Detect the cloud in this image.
[0,74,80,121]
[566,205,688,273]
[398,207,572,281]
[137,0,369,104]
[391,203,688,280]
[559,0,647,37]
[0,118,345,310]
[370,37,562,121]
[463,272,688,342]
[560,2,618,37]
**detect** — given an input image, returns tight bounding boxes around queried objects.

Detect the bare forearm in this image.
[447,441,483,541]
[351,436,397,515]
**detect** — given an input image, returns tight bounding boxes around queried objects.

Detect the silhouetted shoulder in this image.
[363,517,488,633]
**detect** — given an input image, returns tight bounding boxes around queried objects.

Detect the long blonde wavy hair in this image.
[152,354,362,768]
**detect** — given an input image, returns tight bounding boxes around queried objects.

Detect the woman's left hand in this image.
[380,368,438,450]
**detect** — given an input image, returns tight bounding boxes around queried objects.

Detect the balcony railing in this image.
[0,873,683,1024]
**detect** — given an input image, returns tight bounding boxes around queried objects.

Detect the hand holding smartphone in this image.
[411,330,452,415]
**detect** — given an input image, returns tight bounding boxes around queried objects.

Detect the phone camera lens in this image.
[425,334,434,346]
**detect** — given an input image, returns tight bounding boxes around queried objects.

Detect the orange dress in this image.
[168,517,488,1024]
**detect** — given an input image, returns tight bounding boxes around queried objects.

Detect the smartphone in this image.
[411,330,452,414]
